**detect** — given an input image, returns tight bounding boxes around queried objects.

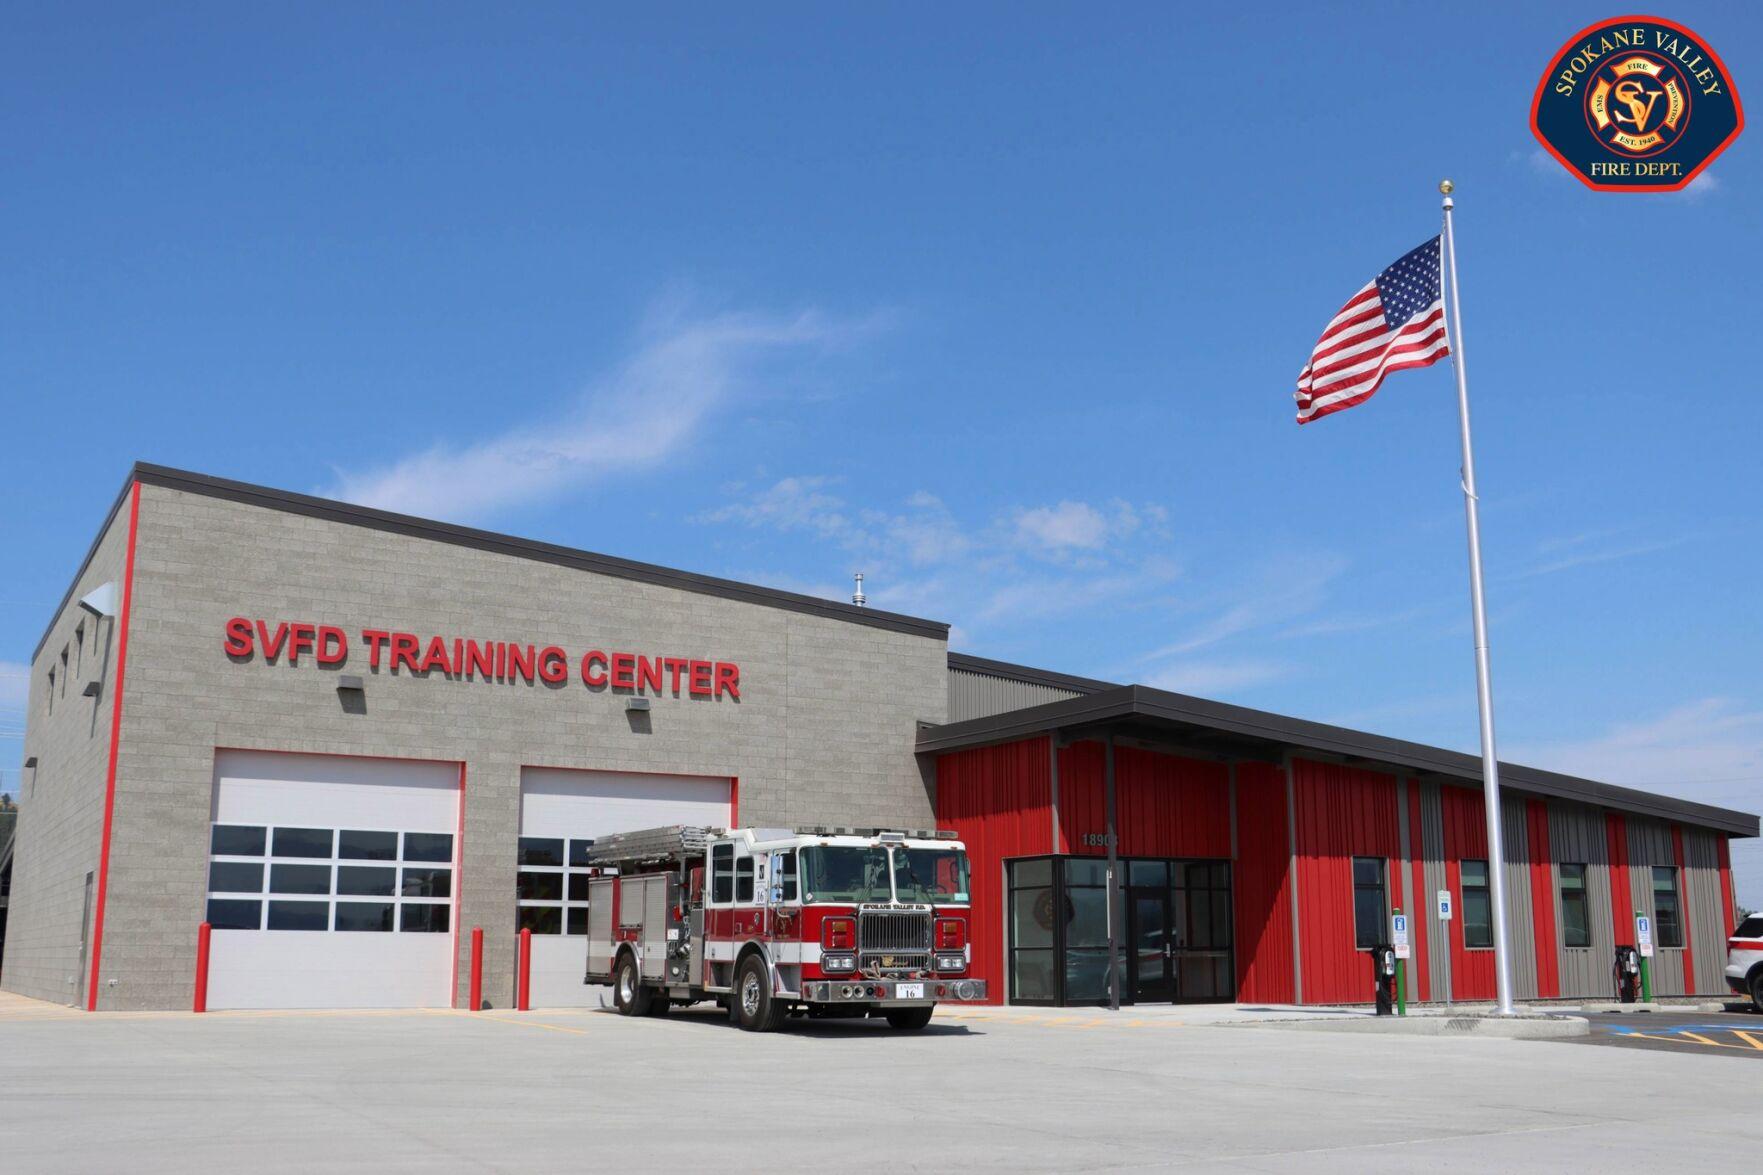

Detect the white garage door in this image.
[204,750,461,1010]
[518,767,731,1008]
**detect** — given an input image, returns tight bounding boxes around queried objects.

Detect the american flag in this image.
[1295,236,1450,424]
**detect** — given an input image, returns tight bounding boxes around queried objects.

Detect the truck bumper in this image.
[801,978,987,1004]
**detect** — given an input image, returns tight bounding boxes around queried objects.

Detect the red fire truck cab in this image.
[582,825,987,1031]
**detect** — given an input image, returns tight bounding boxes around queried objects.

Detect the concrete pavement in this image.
[1,993,1757,1172]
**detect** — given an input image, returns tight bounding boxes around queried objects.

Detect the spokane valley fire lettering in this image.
[222,617,741,698]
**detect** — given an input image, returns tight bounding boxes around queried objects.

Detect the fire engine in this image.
[581,824,987,1031]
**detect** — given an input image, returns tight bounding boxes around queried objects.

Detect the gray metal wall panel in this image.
[1683,828,1728,995]
[947,669,1082,723]
[1548,801,1614,1000]
[1420,782,1450,1002]
[1626,818,1686,995]
[1501,800,1538,1000]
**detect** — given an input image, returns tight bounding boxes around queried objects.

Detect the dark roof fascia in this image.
[37,464,951,659]
[946,651,1118,696]
[31,465,140,662]
[917,685,1760,838]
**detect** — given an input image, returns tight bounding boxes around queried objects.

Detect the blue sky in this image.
[4,3,1760,902]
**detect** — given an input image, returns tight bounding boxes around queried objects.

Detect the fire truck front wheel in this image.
[613,953,652,1016]
[884,1006,935,1031]
[735,955,787,1032]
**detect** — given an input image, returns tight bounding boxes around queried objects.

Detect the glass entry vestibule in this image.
[1007,855,1233,1006]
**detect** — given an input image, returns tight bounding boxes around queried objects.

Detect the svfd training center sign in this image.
[223,616,743,697]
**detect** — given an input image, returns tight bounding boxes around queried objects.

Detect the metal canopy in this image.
[916,684,1760,839]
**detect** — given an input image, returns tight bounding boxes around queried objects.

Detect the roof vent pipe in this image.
[852,572,866,608]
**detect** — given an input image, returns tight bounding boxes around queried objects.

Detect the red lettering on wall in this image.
[420,636,453,676]
[714,662,741,700]
[664,656,687,693]
[610,652,636,690]
[688,659,713,697]
[636,655,663,695]
[223,617,254,657]
[390,632,422,673]
[255,620,291,662]
[316,627,347,665]
[361,630,389,670]
[288,623,317,665]
[465,640,496,680]
[506,644,536,683]
[538,646,568,684]
[582,650,609,687]
[495,642,507,679]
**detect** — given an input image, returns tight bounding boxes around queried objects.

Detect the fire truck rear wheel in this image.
[884,1006,935,1031]
[735,955,786,1032]
[613,954,651,1016]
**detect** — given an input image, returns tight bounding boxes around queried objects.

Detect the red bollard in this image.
[469,926,484,1011]
[517,927,532,1011]
[193,922,212,1013]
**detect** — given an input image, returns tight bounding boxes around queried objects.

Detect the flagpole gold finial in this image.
[1439,178,1454,195]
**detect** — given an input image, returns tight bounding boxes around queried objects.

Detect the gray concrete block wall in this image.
[88,481,947,1010]
[2,505,132,1005]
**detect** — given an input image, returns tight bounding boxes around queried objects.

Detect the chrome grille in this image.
[858,908,933,973]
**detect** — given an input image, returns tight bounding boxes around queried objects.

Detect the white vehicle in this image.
[1725,914,1763,1011]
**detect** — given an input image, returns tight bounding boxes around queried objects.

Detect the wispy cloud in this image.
[1141,551,1349,660]
[1142,658,1292,695]
[0,660,28,712]
[698,477,1174,638]
[322,307,870,523]
[1682,171,1721,200]
[1505,527,1691,581]
[1507,698,1763,905]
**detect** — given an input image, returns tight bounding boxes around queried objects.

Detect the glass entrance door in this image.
[1127,888,1175,1003]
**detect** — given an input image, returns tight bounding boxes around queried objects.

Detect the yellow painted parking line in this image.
[1625,1030,1755,1051]
[478,1015,593,1036]
[1732,1031,1763,1051]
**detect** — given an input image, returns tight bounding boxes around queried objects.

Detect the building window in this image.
[206,823,452,932]
[1651,866,1683,948]
[1559,863,1591,948]
[1352,857,1386,949]
[1461,859,1492,948]
[514,835,598,935]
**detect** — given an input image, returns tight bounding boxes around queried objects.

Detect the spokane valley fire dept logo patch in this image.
[1531,17,1742,192]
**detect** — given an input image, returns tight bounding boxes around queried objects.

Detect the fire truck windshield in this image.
[893,848,971,904]
[800,846,893,903]
[799,845,972,905]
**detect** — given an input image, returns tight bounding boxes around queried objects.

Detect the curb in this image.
[1232,1014,1589,1040]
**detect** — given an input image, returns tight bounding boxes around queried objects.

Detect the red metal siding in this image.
[1606,813,1633,947]
[1717,836,1738,937]
[1672,825,1696,993]
[1056,740,1106,855]
[935,737,1055,1005]
[1440,785,1495,1001]
[1405,779,1430,1002]
[1233,762,1294,1003]
[1526,799,1560,999]
[1114,747,1231,858]
[1293,759,1401,1005]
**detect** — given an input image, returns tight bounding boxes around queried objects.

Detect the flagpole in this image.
[1439,179,1515,1016]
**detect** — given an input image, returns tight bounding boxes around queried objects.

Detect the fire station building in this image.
[4,464,1755,1012]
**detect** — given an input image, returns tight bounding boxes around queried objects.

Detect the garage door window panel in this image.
[209,861,264,893]
[206,898,263,930]
[270,863,333,895]
[403,832,453,863]
[518,837,564,867]
[339,830,398,860]
[212,825,266,856]
[337,866,396,896]
[517,906,561,935]
[401,867,451,898]
[336,902,395,932]
[402,904,450,933]
[273,827,334,859]
[268,900,329,930]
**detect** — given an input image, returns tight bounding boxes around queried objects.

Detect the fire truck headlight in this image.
[822,954,856,973]
[935,954,965,972]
